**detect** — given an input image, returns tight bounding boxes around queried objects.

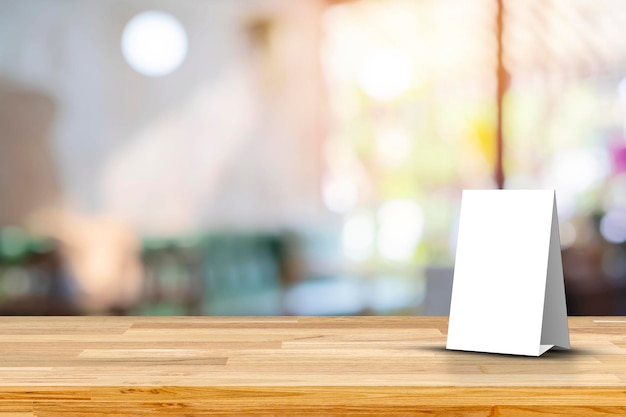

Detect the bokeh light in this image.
[543,148,610,197]
[121,11,188,77]
[375,126,412,168]
[322,176,359,213]
[341,210,375,262]
[377,200,424,261]
[357,47,414,100]
[600,210,626,244]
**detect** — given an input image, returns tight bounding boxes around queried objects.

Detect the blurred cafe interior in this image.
[1,0,626,316]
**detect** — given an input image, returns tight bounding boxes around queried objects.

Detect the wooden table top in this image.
[0,316,625,416]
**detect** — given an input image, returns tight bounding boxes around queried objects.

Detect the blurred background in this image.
[0,0,625,316]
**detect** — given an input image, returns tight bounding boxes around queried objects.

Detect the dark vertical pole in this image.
[495,0,506,189]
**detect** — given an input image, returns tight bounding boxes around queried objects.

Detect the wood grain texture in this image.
[0,316,624,415]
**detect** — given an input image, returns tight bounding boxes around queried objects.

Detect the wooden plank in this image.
[0,387,625,415]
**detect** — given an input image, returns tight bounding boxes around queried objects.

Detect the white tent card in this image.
[446,190,570,357]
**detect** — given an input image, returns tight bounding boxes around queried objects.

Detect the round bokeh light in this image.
[121,11,188,77]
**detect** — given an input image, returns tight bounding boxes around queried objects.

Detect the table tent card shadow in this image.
[446,190,570,357]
